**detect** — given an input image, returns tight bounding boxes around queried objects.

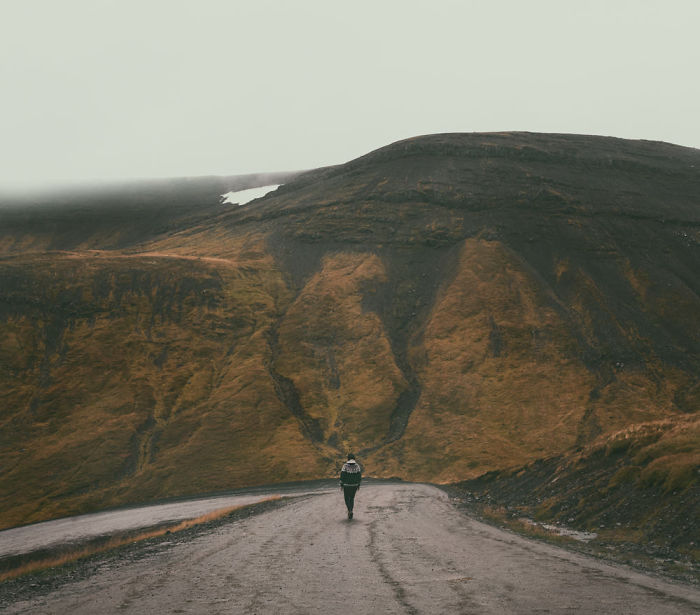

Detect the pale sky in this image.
[1,0,698,190]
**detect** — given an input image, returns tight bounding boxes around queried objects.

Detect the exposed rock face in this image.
[0,133,698,531]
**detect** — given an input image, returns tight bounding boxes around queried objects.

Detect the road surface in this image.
[3,483,699,614]
[0,484,334,559]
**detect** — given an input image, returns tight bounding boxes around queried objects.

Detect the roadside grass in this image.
[450,497,699,585]
[0,496,280,582]
[478,505,581,547]
[447,419,700,584]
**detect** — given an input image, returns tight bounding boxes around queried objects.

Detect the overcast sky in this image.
[1,0,698,190]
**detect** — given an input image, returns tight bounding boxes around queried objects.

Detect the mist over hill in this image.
[0,133,697,564]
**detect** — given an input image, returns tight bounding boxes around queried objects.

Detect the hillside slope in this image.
[0,133,698,534]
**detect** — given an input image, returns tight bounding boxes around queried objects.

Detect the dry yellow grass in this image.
[366,239,690,483]
[368,239,594,480]
[0,251,323,529]
[0,229,696,529]
[275,252,408,451]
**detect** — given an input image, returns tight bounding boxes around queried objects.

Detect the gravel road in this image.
[0,483,334,559]
[3,483,699,614]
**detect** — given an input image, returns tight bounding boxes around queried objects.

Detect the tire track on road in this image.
[367,517,419,615]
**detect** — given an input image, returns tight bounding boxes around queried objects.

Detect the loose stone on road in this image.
[3,484,698,614]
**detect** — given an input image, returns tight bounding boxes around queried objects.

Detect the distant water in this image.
[221,184,280,205]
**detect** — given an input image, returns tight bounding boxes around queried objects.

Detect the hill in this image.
[0,134,698,562]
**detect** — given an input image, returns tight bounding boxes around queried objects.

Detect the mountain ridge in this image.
[0,133,697,563]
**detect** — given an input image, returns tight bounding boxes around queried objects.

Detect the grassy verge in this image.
[446,486,699,585]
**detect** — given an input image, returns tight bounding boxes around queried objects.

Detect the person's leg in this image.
[344,486,357,518]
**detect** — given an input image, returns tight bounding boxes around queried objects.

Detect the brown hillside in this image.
[0,133,698,534]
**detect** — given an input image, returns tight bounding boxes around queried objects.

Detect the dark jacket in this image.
[340,459,362,488]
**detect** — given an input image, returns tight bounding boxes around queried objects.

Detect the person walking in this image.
[340,453,362,519]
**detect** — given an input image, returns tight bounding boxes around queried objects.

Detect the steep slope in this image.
[0,133,698,535]
[449,416,699,572]
[0,248,328,526]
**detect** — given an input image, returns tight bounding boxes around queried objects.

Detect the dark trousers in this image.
[343,486,358,511]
